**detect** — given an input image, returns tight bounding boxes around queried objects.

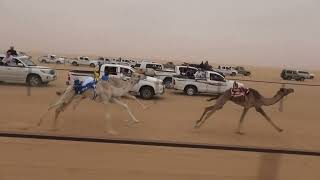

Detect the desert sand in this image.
[0,53,320,180]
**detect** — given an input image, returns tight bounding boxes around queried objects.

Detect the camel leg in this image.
[104,108,117,135]
[113,98,139,123]
[195,104,222,128]
[256,107,283,132]
[124,93,148,110]
[100,96,117,135]
[50,96,75,131]
[51,107,63,131]
[72,95,85,110]
[38,101,64,126]
[236,108,249,135]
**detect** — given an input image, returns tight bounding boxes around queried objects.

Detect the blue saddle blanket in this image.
[73,78,96,94]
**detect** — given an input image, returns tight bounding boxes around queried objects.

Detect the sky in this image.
[0,0,319,69]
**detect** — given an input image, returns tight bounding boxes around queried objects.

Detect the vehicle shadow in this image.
[169,90,220,98]
[0,82,55,88]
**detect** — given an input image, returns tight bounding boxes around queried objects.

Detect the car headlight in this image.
[40,70,50,74]
[40,69,55,75]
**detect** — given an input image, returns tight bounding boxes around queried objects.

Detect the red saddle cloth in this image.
[231,87,250,97]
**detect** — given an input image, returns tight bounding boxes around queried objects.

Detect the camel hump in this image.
[248,88,262,99]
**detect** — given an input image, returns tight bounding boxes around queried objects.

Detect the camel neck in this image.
[261,92,284,106]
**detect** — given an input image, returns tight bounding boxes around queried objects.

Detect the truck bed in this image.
[70,70,94,75]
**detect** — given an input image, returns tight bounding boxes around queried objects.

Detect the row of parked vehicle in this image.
[38,55,139,68]
[1,53,316,100]
[38,54,252,77]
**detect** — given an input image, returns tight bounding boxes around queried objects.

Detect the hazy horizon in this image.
[0,0,319,69]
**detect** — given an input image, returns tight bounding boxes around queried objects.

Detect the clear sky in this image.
[0,0,319,69]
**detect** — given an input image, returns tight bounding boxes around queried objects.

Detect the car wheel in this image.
[300,77,305,81]
[41,59,46,63]
[90,63,96,67]
[231,72,236,76]
[27,75,42,87]
[163,78,172,88]
[245,72,251,76]
[56,61,62,64]
[185,86,197,96]
[72,62,78,66]
[140,86,154,99]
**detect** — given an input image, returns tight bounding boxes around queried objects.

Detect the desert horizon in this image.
[1,0,320,69]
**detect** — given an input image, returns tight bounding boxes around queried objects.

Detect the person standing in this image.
[7,46,18,56]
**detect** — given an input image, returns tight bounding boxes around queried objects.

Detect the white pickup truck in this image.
[69,56,99,67]
[0,55,57,86]
[173,71,243,96]
[66,64,165,99]
[214,66,238,76]
[38,54,65,64]
[135,61,198,88]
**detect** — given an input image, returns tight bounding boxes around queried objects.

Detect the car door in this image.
[120,67,132,80]
[6,59,29,83]
[206,73,227,93]
[0,57,9,81]
[104,66,118,78]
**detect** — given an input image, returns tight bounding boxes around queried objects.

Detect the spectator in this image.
[7,46,18,56]
[194,69,202,80]
[2,52,15,66]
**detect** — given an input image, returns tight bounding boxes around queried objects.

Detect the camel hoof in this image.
[17,126,30,131]
[194,123,202,129]
[49,128,58,132]
[236,131,245,135]
[107,130,118,135]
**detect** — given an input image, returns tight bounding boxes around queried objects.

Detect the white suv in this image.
[0,55,57,86]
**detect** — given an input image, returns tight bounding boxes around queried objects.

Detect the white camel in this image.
[38,72,147,134]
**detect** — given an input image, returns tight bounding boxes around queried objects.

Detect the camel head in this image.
[131,70,147,84]
[278,88,294,97]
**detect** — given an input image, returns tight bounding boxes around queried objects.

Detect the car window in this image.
[134,63,141,67]
[187,68,197,74]
[298,71,308,74]
[179,67,186,73]
[120,67,133,77]
[146,64,162,70]
[105,66,117,75]
[210,73,224,82]
[0,57,4,66]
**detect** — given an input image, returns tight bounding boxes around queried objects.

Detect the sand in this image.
[0,54,320,179]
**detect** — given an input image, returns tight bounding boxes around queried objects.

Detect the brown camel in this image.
[195,88,294,134]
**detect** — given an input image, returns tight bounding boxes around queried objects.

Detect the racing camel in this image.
[38,71,147,134]
[195,87,294,134]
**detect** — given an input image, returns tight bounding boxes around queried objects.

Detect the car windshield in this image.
[20,58,36,66]
[298,71,309,74]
